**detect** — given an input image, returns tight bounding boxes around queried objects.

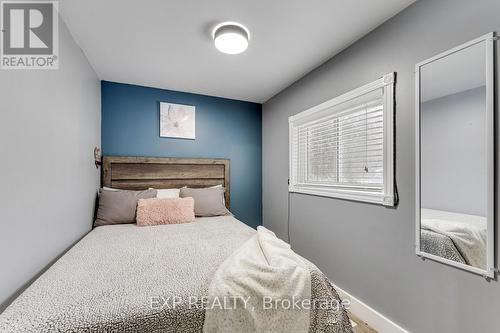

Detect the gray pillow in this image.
[179,187,231,217]
[95,189,157,227]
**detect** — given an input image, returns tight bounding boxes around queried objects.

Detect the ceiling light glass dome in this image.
[213,22,249,55]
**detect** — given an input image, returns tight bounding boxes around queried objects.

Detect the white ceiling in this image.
[60,0,415,103]
[421,41,486,102]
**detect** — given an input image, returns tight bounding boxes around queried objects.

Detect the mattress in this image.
[0,216,351,332]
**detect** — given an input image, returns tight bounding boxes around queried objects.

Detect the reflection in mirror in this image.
[416,34,494,275]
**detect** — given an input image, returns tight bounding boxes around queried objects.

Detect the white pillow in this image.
[98,186,119,195]
[150,188,180,199]
[102,186,119,191]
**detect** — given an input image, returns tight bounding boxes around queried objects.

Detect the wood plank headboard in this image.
[102,156,230,208]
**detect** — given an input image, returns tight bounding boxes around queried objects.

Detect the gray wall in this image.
[262,0,500,332]
[0,19,100,311]
[421,87,487,216]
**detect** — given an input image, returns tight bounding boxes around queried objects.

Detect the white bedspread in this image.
[0,217,351,333]
[203,226,311,333]
[421,208,487,269]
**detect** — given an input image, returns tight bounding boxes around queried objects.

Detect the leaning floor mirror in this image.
[415,33,495,278]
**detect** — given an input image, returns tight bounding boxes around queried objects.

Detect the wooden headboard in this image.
[102,156,230,208]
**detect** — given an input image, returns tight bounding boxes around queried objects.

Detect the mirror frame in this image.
[415,32,496,278]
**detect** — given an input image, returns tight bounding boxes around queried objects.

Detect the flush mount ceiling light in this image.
[212,22,249,55]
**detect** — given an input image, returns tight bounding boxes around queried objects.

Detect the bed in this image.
[420,208,487,269]
[0,156,352,333]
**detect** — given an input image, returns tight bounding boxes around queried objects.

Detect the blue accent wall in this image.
[101,81,262,228]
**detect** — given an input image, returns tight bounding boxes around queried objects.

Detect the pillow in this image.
[179,187,231,217]
[149,188,180,199]
[136,197,195,226]
[210,185,225,205]
[101,186,119,192]
[94,189,157,227]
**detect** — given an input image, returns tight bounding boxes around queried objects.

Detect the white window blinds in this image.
[289,73,395,206]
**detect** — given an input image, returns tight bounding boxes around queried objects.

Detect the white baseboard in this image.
[331,282,409,333]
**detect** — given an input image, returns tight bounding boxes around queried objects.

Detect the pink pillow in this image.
[136,197,195,226]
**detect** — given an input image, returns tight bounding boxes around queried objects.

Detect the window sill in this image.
[289,185,394,206]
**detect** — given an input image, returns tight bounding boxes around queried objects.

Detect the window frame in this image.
[288,73,395,206]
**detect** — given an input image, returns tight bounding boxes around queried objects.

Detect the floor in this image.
[349,312,377,333]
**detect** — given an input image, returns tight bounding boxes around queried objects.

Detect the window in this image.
[289,73,395,206]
